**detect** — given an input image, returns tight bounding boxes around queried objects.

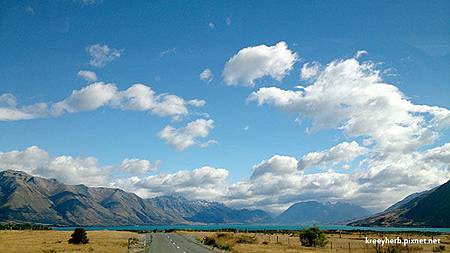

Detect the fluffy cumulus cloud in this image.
[86,44,123,68]
[224,143,450,212]
[250,155,298,179]
[300,62,320,80]
[0,146,108,186]
[355,50,368,59]
[1,140,448,212]
[243,55,450,212]
[249,58,449,153]
[0,94,48,121]
[223,42,298,86]
[0,83,205,121]
[1,51,448,214]
[51,82,117,116]
[0,145,229,201]
[158,119,215,151]
[77,70,97,82]
[199,68,214,83]
[297,141,367,170]
[0,146,160,186]
[127,166,229,199]
[111,83,204,120]
[121,158,160,174]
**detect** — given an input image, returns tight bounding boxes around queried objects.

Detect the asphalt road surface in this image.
[148,233,215,253]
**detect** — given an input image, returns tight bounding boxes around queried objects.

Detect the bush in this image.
[202,236,217,246]
[68,228,89,244]
[201,236,231,250]
[433,245,446,252]
[236,235,256,244]
[299,226,327,247]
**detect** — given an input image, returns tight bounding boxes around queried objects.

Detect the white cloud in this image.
[0,146,108,186]
[1,140,448,213]
[121,158,159,175]
[86,44,123,68]
[297,141,367,170]
[0,94,48,121]
[2,83,205,121]
[187,99,206,107]
[132,166,229,199]
[355,50,368,59]
[199,139,218,148]
[77,70,98,82]
[208,22,215,29]
[244,55,450,212]
[0,146,161,187]
[200,68,214,83]
[249,58,450,153]
[49,83,203,120]
[300,62,320,80]
[223,42,298,86]
[251,155,298,179]
[158,119,214,151]
[223,140,450,212]
[51,82,117,116]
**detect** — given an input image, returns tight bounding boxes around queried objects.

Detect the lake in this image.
[52,224,450,233]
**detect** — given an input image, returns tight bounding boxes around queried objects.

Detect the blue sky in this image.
[0,0,449,212]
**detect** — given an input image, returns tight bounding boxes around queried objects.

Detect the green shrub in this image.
[433,245,446,252]
[202,236,217,246]
[236,235,256,244]
[68,228,89,244]
[299,226,327,247]
[202,236,231,250]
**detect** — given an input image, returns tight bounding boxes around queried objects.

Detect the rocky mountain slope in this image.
[349,180,450,227]
[275,201,371,225]
[0,170,271,226]
[149,195,272,224]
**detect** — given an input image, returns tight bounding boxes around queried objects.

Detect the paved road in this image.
[148,233,215,253]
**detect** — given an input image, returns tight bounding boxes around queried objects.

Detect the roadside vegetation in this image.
[188,229,450,253]
[200,232,257,250]
[0,223,51,230]
[299,226,328,247]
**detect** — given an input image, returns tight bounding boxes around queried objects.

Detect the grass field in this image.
[180,230,450,253]
[1,230,449,252]
[0,230,138,253]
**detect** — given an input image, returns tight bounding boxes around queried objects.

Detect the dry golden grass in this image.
[0,230,138,253]
[180,231,450,253]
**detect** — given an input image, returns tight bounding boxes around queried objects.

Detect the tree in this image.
[68,228,89,244]
[299,226,327,247]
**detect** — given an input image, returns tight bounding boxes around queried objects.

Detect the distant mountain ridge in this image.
[275,201,371,225]
[349,180,450,227]
[149,195,272,224]
[0,170,271,226]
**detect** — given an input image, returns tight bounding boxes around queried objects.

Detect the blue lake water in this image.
[52,224,450,233]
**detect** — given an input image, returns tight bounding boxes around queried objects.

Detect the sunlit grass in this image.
[0,230,137,253]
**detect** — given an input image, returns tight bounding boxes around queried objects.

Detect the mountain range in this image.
[275,201,371,225]
[349,180,450,228]
[0,170,271,226]
[2,170,447,227]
